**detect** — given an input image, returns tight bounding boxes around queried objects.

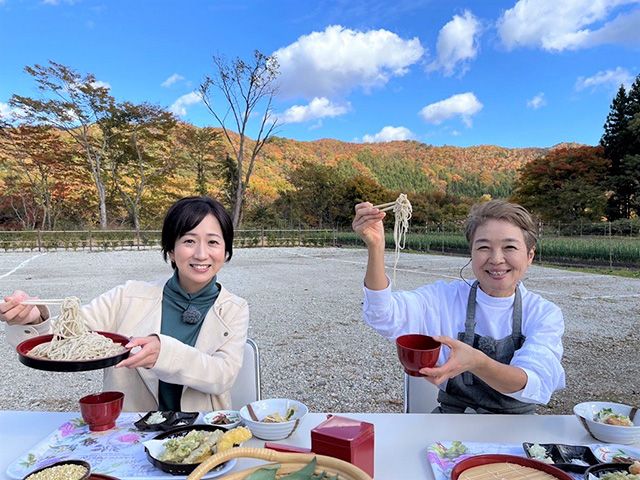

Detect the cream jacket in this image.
[7,279,249,412]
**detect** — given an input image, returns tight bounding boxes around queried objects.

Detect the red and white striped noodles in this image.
[392,193,412,285]
[28,297,125,361]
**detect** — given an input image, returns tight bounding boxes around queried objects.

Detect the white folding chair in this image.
[229,337,261,409]
[403,373,441,413]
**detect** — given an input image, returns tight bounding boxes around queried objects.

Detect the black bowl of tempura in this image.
[143,424,232,475]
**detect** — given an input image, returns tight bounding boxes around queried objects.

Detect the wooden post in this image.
[261,226,265,247]
[136,228,141,250]
[37,230,42,252]
[88,229,92,252]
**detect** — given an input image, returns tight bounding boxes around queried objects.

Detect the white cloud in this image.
[527,93,546,109]
[362,126,415,143]
[90,80,111,91]
[0,102,26,121]
[497,0,640,51]
[575,67,634,92]
[0,102,15,119]
[273,25,425,99]
[419,92,483,127]
[279,97,350,124]
[162,74,185,88]
[170,92,202,116]
[427,10,481,77]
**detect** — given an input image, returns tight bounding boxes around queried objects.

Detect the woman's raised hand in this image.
[0,291,47,326]
[352,202,387,248]
[115,335,161,369]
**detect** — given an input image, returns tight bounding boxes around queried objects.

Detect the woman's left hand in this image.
[115,335,160,369]
[418,335,483,386]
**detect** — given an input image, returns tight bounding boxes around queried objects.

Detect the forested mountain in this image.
[250,134,554,201]
[0,121,579,229]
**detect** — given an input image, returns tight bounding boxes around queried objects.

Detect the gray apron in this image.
[435,281,536,414]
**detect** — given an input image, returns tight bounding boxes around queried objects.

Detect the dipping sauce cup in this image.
[396,334,441,377]
[79,391,124,431]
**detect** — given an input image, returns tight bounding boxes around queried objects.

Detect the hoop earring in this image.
[459,258,473,288]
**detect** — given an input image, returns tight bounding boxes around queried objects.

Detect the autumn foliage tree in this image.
[513,146,610,222]
[10,62,117,229]
[107,101,178,230]
[199,50,280,228]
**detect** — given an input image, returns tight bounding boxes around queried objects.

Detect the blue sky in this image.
[1,0,639,148]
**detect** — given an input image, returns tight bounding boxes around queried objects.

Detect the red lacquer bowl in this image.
[79,391,124,431]
[396,334,441,377]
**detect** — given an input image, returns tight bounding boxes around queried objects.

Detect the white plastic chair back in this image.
[230,338,261,410]
[404,373,440,413]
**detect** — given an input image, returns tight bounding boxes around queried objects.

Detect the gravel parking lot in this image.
[1,247,638,414]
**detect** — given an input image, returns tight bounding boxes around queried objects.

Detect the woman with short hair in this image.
[352,199,565,413]
[1,196,248,412]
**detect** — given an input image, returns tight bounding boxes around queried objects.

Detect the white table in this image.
[0,410,631,480]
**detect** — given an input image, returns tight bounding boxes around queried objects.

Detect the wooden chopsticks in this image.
[0,299,65,306]
[372,200,397,212]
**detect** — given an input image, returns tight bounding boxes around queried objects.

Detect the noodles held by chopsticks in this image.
[372,193,412,285]
[391,194,412,285]
[28,297,126,361]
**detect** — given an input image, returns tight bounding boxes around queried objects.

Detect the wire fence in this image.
[0,222,638,268]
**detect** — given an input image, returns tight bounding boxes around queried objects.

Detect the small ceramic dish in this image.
[134,411,198,431]
[585,462,634,479]
[523,443,600,473]
[590,445,640,464]
[144,424,235,476]
[203,410,242,429]
[22,460,91,480]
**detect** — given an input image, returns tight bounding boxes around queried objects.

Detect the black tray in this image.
[134,411,199,431]
[145,424,228,475]
[523,443,599,473]
[16,331,130,372]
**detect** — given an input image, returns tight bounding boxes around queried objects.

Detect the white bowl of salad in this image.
[574,401,640,444]
[239,398,308,440]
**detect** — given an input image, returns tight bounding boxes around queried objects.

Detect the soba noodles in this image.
[28,297,126,361]
[392,193,412,285]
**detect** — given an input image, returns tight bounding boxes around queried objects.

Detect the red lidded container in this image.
[310,414,374,477]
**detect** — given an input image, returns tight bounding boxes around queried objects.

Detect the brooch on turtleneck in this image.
[182,306,202,324]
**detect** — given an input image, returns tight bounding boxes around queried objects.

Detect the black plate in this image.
[22,459,91,480]
[523,443,600,473]
[145,424,228,475]
[17,331,130,372]
[134,411,199,431]
[585,462,634,478]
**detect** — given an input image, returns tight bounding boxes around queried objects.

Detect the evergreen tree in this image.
[600,79,638,219]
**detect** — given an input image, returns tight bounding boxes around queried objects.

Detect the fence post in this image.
[538,221,543,264]
[88,229,92,252]
[609,221,613,269]
[136,228,141,250]
[261,227,265,247]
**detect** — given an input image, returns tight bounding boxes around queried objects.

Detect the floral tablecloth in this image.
[6,413,231,480]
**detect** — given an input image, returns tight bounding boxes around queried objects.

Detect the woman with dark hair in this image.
[1,196,248,412]
[352,199,565,414]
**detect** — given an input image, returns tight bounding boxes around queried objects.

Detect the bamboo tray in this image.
[186,447,373,480]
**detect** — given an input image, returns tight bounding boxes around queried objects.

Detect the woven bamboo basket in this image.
[186,447,373,480]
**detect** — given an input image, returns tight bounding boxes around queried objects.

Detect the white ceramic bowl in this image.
[573,401,640,444]
[239,398,308,440]
[202,410,242,429]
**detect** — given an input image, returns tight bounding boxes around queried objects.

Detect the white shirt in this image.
[363,279,566,404]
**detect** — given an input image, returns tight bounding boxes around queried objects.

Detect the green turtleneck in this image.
[158,269,220,411]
